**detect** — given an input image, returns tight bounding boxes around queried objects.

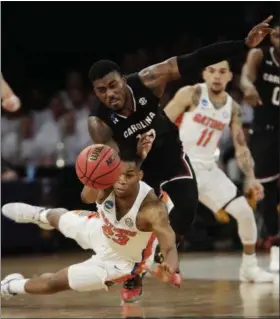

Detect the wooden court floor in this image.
[2,252,279,318]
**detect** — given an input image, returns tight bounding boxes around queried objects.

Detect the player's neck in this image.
[207,89,227,109]
[115,184,140,219]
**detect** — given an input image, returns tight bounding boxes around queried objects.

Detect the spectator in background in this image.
[33,93,67,165]
[60,71,85,109]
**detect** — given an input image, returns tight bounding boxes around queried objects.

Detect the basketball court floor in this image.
[2,252,279,318]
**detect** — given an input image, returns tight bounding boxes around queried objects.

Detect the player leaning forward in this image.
[164,60,274,282]
[1,152,179,299]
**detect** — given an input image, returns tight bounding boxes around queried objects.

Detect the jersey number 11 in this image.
[196,129,214,147]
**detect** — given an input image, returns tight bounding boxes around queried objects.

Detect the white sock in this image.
[242,253,257,266]
[9,279,28,294]
[39,209,52,224]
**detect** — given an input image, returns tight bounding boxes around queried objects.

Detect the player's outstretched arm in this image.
[164,85,199,122]
[139,16,274,97]
[230,101,264,200]
[88,116,120,152]
[240,49,263,106]
[141,199,179,274]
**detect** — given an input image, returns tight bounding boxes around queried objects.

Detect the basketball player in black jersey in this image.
[241,20,280,273]
[87,17,274,302]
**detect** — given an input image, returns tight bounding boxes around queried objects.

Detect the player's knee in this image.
[226,196,257,244]
[58,211,84,239]
[68,262,107,292]
[226,196,255,222]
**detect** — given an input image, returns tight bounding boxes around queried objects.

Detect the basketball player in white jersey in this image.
[1,153,179,301]
[164,60,274,282]
[1,73,21,112]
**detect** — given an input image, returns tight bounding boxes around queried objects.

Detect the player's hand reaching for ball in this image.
[245,15,275,48]
[144,263,182,287]
[245,177,264,201]
[243,86,263,106]
[145,263,174,282]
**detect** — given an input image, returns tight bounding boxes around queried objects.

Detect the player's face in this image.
[93,72,127,111]
[271,26,280,54]
[114,162,143,198]
[203,61,232,94]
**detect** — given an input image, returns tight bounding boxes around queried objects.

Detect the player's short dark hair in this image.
[120,150,143,168]
[88,60,122,82]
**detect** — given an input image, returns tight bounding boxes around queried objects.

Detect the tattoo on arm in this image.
[139,58,180,98]
[231,101,255,178]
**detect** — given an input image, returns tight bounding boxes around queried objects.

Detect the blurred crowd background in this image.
[1,2,278,254]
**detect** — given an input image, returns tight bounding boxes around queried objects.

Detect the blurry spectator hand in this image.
[1,169,18,181]
[2,95,21,112]
[243,86,263,106]
[244,177,264,201]
[245,15,275,48]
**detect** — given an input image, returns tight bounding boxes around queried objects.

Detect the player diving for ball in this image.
[1,152,180,301]
[163,60,274,282]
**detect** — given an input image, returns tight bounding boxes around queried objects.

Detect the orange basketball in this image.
[75,144,121,189]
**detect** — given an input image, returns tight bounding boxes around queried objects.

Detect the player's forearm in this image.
[240,67,256,91]
[235,147,255,179]
[161,245,179,272]
[176,40,247,76]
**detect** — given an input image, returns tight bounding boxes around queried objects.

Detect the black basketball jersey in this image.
[253,47,280,127]
[90,73,184,179]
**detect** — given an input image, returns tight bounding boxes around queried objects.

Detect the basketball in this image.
[75,144,122,189]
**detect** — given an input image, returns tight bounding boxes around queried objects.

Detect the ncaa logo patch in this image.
[125,217,133,227]
[201,98,208,109]
[104,200,114,211]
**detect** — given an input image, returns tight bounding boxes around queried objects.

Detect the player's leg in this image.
[199,166,273,282]
[161,154,198,245]
[1,256,109,299]
[250,130,280,272]
[1,203,96,250]
[258,180,279,272]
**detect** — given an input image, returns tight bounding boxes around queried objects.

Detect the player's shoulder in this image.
[139,190,167,217]
[89,97,112,119]
[126,72,145,88]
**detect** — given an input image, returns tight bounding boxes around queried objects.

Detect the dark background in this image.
[2,2,279,97]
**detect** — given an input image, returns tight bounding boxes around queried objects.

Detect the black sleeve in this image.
[177,40,248,76]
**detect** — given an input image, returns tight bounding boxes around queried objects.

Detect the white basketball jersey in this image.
[178,83,233,163]
[96,181,156,263]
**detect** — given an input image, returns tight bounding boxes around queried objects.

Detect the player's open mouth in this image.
[110,99,119,106]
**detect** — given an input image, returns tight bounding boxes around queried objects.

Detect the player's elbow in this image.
[81,192,95,204]
[81,186,97,204]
